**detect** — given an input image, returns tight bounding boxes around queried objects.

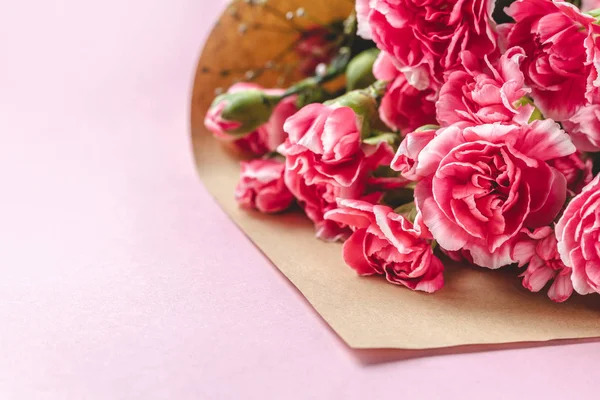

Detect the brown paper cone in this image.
[190,0,600,350]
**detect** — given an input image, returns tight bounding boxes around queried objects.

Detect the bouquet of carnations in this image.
[204,0,600,303]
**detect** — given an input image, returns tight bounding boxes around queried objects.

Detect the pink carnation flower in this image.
[414,120,576,268]
[325,199,444,292]
[500,0,595,120]
[556,174,600,295]
[280,103,393,187]
[512,227,573,303]
[366,0,497,91]
[373,53,437,133]
[235,159,294,214]
[437,47,533,127]
[279,103,394,241]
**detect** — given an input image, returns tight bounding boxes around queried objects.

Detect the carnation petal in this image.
[547,272,574,302]
[342,229,377,276]
[324,200,375,229]
[469,240,515,269]
[415,180,469,251]
[515,120,576,161]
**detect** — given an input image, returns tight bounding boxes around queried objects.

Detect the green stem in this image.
[365,80,388,99]
[282,50,351,98]
[363,132,398,146]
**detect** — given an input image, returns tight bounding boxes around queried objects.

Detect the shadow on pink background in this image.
[0,1,598,398]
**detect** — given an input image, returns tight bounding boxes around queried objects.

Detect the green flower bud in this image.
[208,89,281,137]
[346,48,379,91]
[325,90,378,139]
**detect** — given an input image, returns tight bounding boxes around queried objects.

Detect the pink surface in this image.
[0,1,598,398]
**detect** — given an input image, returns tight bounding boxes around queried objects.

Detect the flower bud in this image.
[346,48,379,91]
[325,90,378,138]
[205,87,281,138]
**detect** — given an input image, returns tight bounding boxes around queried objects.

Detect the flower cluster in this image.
[205,0,600,302]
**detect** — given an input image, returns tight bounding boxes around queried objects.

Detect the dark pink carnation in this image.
[235,159,294,213]
[325,199,444,292]
[437,47,533,127]
[366,0,497,91]
[556,175,600,295]
[373,53,437,133]
[501,0,595,120]
[512,227,573,302]
[414,120,576,268]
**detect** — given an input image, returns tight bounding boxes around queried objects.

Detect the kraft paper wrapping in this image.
[190,0,600,349]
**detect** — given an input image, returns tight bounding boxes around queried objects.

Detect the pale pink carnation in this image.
[556,174,600,295]
[325,199,444,292]
[512,227,574,303]
[235,159,294,213]
[414,120,576,268]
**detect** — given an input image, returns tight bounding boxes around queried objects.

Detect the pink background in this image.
[0,1,598,398]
